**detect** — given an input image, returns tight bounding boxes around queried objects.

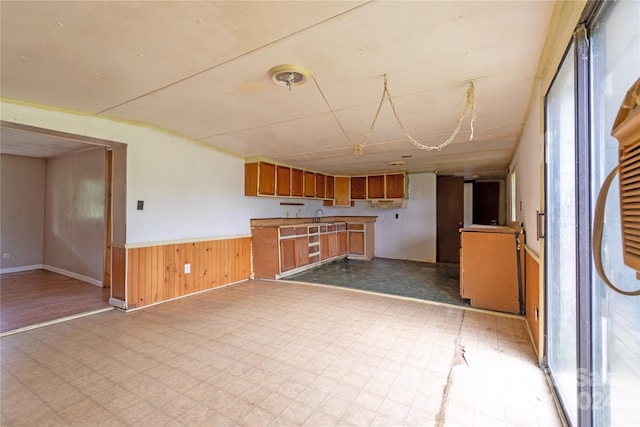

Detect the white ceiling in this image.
[0,1,555,177]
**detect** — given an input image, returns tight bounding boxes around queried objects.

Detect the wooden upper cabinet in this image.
[386,173,405,198]
[367,175,385,199]
[245,163,258,196]
[276,166,291,196]
[291,168,304,197]
[326,175,335,199]
[334,176,350,206]
[258,162,276,196]
[303,171,315,197]
[315,174,326,199]
[351,176,367,199]
[246,161,405,203]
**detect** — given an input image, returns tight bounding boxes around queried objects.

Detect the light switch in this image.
[184,263,190,274]
[137,200,144,210]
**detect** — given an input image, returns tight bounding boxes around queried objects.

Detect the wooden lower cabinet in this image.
[347,223,375,260]
[252,222,355,279]
[280,238,296,272]
[280,236,309,273]
[459,226,525,314]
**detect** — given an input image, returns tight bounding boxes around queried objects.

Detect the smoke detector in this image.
[269,64,311,91]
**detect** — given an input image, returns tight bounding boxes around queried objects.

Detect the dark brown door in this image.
[473,181,500,225]
[437,176,464,263]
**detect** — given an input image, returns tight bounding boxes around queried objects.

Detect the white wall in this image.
[126,136,253,243]
[325,172,437,263]
[2,101,256,244]
[0,154,46,271]
[43,148,107,283]
[509,82,543,255]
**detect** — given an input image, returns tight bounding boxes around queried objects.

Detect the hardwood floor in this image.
[0,269,111,333]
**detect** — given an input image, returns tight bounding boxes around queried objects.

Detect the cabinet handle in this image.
[536,211,545,240]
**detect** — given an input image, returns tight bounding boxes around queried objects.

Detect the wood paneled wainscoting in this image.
[525,247,542,360]
[117,236,251,310]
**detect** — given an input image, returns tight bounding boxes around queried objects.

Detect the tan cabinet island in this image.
[459,225,525,314]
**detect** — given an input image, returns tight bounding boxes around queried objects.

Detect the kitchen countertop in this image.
[459,224,523,233]
[251,216,377,227]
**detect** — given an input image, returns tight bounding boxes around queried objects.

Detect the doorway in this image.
[436,175,464,263]
[473,181,500,225]
[0,122,126,332]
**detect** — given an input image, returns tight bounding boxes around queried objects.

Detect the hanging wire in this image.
[310,75,353,145]
[354,75,476,155]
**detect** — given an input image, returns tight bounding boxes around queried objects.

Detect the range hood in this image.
[369,199,406,208]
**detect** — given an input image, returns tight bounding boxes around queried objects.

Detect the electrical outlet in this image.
[2,253,9,259]
[184,263,190,274]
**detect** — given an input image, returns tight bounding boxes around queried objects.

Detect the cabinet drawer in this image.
[308,234,319,244]
[280,227,296,237]
[347,223,364,231]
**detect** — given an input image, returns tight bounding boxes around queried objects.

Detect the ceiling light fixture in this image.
[388,160,405,166]
[269,64,311,91]
[269,64,355,148]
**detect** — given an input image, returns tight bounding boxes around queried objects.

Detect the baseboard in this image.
[0,264,44,274]
[42,265,103,287]
[109,298,126,310]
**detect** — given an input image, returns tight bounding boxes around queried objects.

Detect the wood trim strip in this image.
[111,246,126,300]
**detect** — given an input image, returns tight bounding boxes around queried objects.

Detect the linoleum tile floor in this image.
[0,280,560,426]
[285,258,467,307]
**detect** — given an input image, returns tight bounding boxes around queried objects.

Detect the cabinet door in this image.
[304,171,315,197]
[386,174,405,198]
[326,175,335,199]
[367,175,385,199]
[291,168,304,197]
[280,239,296,272]
[334,176,351,206]
[348,231,365,255]
[337,231,347,255]
[244,163,259,196]
[320,233,329,260]
[328,233,338,258]
[315,174,326,198]
[296,236,309,267]
[350,176,367,199]
[276,166,291,196]
[259,162,276,196]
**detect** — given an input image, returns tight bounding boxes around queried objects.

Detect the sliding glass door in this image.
[590,2,640,425]
[545,44,578,427]
[545,1,640,426]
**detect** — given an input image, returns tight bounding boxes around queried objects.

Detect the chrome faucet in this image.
[313,208,325,223]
